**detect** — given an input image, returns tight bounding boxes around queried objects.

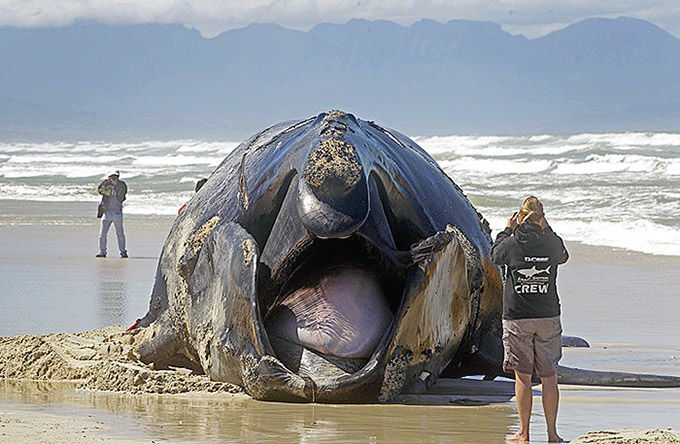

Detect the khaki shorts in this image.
[502,316,562,378]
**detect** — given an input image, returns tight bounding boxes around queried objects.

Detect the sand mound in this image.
[0,326,241,395]
[572,428,680,443]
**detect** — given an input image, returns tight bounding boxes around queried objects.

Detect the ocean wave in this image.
[125,191,195,216]
[0,139,237,179]
[440,158,553,175]
[0,165,112,179]
[528,135,553,143]
[0,183,99,202]
[5,154,125,164]
[132,155,224,167]
[555,219,680,257]
[417,131,680,157]
[665,160,680,176]
[176,141,238,154]
[566,132,680,148]
[552,154,663,175]
[0,183,193,216]
[0,142,77,153]
[413,135,515,156]
[1,133,679,256]
[482,213,680,257]
[179,176,203,183]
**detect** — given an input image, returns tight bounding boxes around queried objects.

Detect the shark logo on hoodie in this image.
[514,265,551,294]
[516,265,550,279]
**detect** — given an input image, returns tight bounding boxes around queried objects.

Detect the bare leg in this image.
[540,374,564,442]
[508,371,532,442]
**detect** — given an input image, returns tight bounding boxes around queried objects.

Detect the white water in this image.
[1,132,679,255]
[416,132,680,256]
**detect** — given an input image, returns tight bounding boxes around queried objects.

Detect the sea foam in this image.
[1,133,678,256]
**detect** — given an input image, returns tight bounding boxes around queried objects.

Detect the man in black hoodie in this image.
[491,196,568,443]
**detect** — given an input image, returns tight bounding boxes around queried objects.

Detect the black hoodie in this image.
[491,223,569,320]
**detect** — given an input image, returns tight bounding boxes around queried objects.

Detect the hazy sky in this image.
[1,0,679,38]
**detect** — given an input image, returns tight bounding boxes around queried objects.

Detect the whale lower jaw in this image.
[240,229,471,403]
[250,235,407,402]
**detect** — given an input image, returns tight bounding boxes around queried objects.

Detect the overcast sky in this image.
[1,0,679,38]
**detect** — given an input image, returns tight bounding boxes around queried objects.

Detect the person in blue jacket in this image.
[96,171,128,258]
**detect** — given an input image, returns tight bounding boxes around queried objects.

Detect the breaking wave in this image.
[1,133,679,255]
[418,132,680,256]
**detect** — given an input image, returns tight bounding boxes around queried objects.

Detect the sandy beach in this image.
[3,5,680,442]
[1,217,679,442]
[0,399,144,444]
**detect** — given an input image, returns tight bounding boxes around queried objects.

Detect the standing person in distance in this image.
[491,196,568,443]
[178,178,208,216]
[96,171,128,258]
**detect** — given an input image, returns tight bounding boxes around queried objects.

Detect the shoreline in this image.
[0,399,144,444]
[1,220,679,442]
[2,207,680,259]
[1,374,678,443]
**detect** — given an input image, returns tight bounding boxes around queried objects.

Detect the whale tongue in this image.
[264,260,393,369]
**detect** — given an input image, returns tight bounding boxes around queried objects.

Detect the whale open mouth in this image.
[259,236,406,381]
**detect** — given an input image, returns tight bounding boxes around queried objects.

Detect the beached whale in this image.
[136,111,680,402]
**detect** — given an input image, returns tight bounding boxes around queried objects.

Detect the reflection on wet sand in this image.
[97,261,128,327]
[0,222,165,337]
[2,378,679,442]
[0,380,515,442]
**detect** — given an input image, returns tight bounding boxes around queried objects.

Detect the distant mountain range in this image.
[1,17,679,140]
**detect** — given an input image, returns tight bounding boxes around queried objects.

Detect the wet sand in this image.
[571,429,680,443]
[0,216,173,336]
[1,218,679,442]
[0,394,144,443]
[0,378,677,443]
